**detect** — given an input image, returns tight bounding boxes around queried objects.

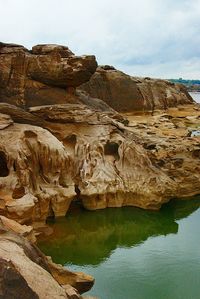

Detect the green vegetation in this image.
[169,78,200,91]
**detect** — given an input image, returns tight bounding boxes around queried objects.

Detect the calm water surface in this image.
[38,198,200,299]
[189,91,200,103]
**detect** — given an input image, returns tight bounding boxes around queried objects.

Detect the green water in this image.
[38,197,200,299]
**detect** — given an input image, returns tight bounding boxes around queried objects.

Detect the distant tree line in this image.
[168,78,200,91]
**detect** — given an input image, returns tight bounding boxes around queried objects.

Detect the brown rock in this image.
[0,42,97,108]
[79,66,194,112]
[31,44,74,57]
[28,53,97,88]
[0,218,94,298]
[0,113,13,129]
[47,257,94,294]
[0,258,39,299]
[0,42,200,223]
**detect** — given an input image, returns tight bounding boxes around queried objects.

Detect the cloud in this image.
[0,0,200,78]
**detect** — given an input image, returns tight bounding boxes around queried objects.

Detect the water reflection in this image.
[38,197,200,266]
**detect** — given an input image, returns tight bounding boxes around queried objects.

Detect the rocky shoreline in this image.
[0,42,200,298]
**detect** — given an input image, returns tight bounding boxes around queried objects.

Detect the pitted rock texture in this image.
[79,66,194,112]
[0,121,75,223]
[0,217,94,298]
[1,101,200,223]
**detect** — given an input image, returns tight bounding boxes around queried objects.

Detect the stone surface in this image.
[124,104,200,199]
[0,43,199,219]
[0,120,75,223]
[0,42,97,108]
[0,113,13,129]
[0,215,36,242]
[0,101,200,223]
[79,66,194,112]
[0,217,94,298]
[1,41,200,298]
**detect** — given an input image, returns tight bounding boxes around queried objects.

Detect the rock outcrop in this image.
[0,216,94,299]
[0,41,200,298]
[0,42,97,108]
[0,42,199,226]
[0,105,173,224]
[79,66,194,112]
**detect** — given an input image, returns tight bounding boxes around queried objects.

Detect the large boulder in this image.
[0,43,97,107]
[79,66,194,112]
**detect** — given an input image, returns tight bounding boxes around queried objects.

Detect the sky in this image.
[0,0,200,79]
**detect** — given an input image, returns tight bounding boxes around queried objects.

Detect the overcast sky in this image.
[1,0,200,79]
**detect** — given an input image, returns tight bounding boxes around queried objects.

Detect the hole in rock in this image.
[104,141,120,160]
[47,204,55,220]
[13,161,17,172]
[143,143,157,150]
[192,149,200,159]
[24,130,38,138]
[12,186,25,199]
[63,134,77,153]
[68,184,84,213]
[64,134,77,144]
[0,151,9,177]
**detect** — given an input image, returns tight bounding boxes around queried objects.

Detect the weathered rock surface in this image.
[0,121,75,223]
[0,42,97,108]
[0,43,199,223]
[0,41,200,299]
[0,105,178,223]
[0,217,94,298]
[80,66,194,112]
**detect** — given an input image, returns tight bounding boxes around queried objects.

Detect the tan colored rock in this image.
[79,66,194,112]
[0,218,94,298]
[0,42,200,222]
[47,257,94,294]
[32,104,175,211]
[0,113,13,129]
[124,105,200,199]
[0,215,36,242]
[0,122,75,223]
[1,100,200,221]
[31,44,75,57]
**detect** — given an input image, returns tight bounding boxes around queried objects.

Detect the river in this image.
[38,197,200,299]
[189,91,200,103]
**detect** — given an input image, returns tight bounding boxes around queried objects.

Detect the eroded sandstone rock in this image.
[0,120,75,223]
[1,100,200,222]
[0,42,199,222]
[79,66,194,112]
[0,217,94,298]
[0,42,97,107]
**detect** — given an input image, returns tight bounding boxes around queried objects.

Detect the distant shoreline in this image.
[168,79,200,92]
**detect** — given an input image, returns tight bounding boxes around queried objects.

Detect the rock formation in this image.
[0,216,94,299]
[79,65,194,112]
[0,42,110,112]
[0,42,199,226]
[0,42,200,298]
